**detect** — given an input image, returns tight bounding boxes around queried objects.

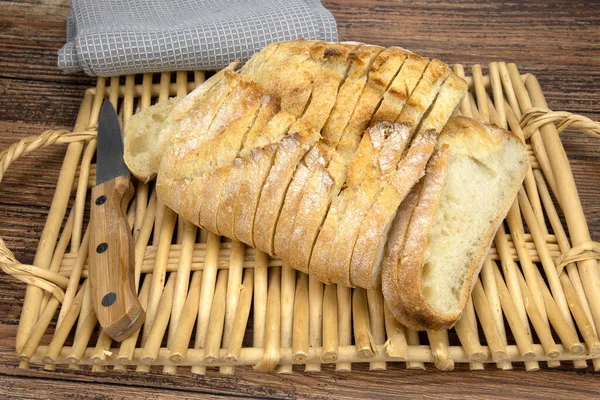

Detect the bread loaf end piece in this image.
[124,96,182,182]
[386,116,528,330]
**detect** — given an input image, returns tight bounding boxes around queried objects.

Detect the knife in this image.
[89,100,145,342]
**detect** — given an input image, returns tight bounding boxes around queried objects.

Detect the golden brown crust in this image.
[382,147,448,330]
[372,53,429,124]
[272,142,330,259]
[380,181,423,317]
[321,45,384,146]
[232,112,297,245]
[252,120,320,254]
[336,47,409,154]
[302,42,361,132]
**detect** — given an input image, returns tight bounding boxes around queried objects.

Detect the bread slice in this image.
[198,89,266,233]
[252,119,321,253]
[382,116,529,330]
[123,96,182,182]
[321,45,384,146]
[233,112,297,245]
[215,95,281,238]
[301,42,359,131]
[350,73,467,289]
[371,53,429,123]
[242,39,325,118]
[272,142,330,259]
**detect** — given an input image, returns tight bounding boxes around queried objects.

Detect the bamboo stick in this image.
[41,209,75,311]
[143,208,177,340]
[292,273,309,364]
[306,275,324,372]
[454,300,487,363]
[225,269,254,363]
[480,259,511,369]
[353,288,374,359]
[277,261,296,374]
[253,250,268,349]
[518,189,575,328]
[191,232,221,375]
[506,64,558,197]
[66,278,97,364]
[427,330,454,371]
[383,302,407,360]
[471,279,508,362]
[494,224,540,370]
[57,228,90,325]
[534,170,596,334]
[336,285,353,371]
[321,284,338,363]
[70,137,96,253]
[169,271,202,363]
[164,220,197,374]
[42,281,87,364]
[492,264,536,360]
[141,273,176,364]
[220,241,245,375]
[19,297,60,361]
[254,268,281,372]
[405,329,426,370]
[366,290,386,370]
[513,271,561,358]
[203,270,228,365]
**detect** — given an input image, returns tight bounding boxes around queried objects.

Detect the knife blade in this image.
[89,100,145,342]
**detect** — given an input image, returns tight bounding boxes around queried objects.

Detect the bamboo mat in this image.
[2,63,600,375]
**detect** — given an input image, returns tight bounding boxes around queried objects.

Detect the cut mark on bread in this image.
[198,94,265,233]
[232,114,297,245]
[371,54,429,124]
[252,120,320,254]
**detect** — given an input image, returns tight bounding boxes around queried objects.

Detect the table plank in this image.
[0,0,599,398]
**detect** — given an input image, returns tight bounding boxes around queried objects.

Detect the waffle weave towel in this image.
[58,0,338,76]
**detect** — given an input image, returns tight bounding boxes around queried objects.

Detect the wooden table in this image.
[1,0,599,398]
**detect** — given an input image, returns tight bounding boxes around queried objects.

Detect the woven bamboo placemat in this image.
[1,63,600,374]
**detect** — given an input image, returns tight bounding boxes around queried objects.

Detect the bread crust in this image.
[272,143,330,259]
[216,95,281,237]
[233,113,297,245]
[252,119,320,254]
[384,117,528,330]
[371,53,428,124]
[321,45,384,146]
[302,42,360,132]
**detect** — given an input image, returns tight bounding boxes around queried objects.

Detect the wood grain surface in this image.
[0,0,599,398]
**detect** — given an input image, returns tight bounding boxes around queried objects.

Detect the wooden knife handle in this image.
[89,175,145,342]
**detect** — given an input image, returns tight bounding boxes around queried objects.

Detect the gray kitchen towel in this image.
[58,0,338,76]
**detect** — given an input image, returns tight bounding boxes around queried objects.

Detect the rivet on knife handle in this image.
[89,175,145,341]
